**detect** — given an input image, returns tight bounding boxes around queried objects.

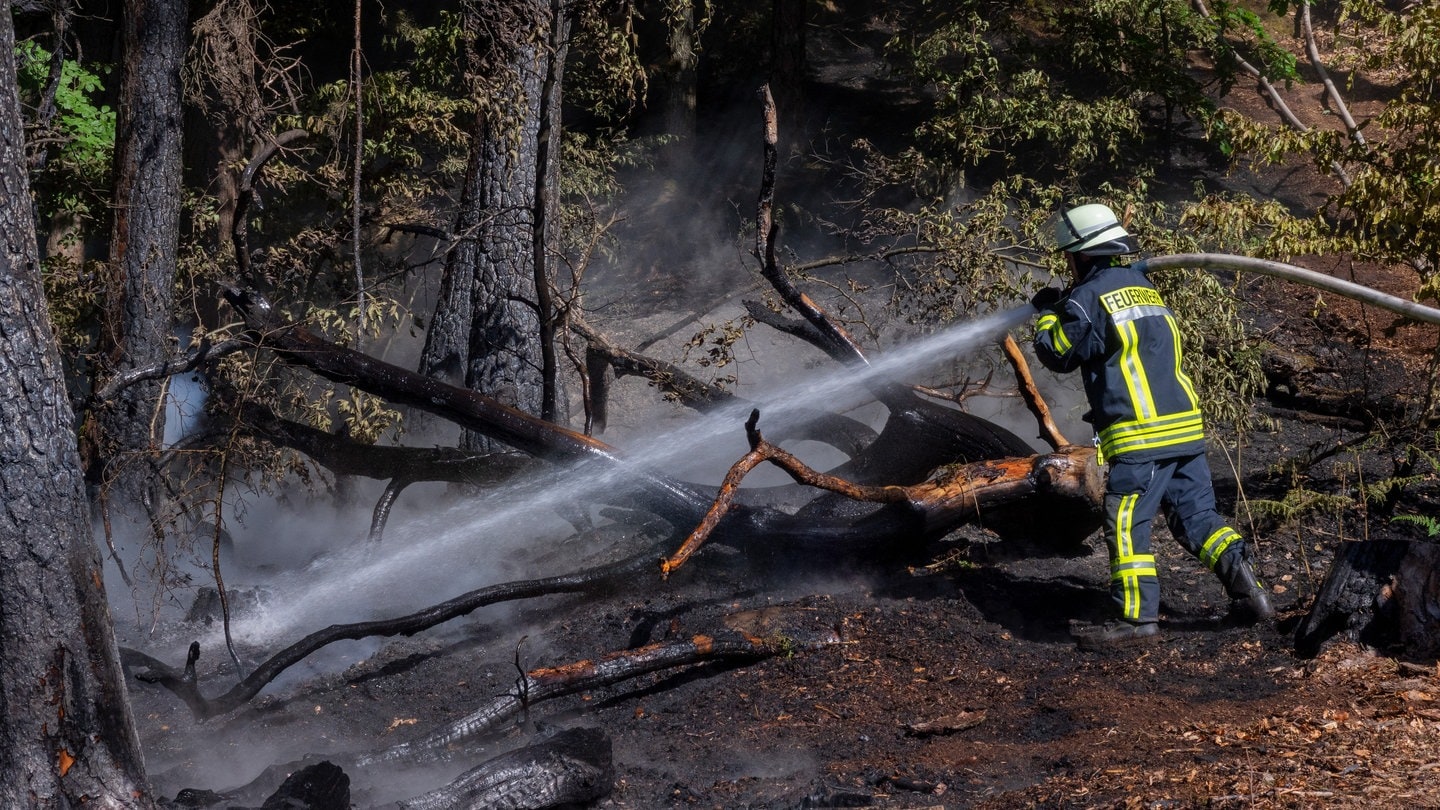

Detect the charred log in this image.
[257,761,349,810]
[239,402,541,486]
[394,727,612,810]
[222,285,709,524]
[357,622,837,767]
[163,757,348,810]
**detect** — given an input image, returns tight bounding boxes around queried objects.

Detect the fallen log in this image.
[663,410,1103,577]
[220,285,710,525]
[394,727,613,810]
[356,620,839,767]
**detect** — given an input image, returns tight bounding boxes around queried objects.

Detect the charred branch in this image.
[233,128,310,284]
[238,401,540,486]
[573,312,877,453]
[754,84,870,368]
[90,336,247,406]
[122,552,659,720]
[357,625,836,767]
[221,285,710,523]
[743,298,826,345]
[662,410,1103,576]
[393,727,612,810]
[572,312,732,412]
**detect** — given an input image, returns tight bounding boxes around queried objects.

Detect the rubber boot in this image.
[1072,620,1161,651]
[1216,553,1275,625]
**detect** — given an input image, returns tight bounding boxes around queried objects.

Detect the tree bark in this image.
[662,0,699,139]
[1296,539,1440,662]
[0,11,154,804]
[88,0,188,509]
[770,0,806,136]
[421,0,566,451]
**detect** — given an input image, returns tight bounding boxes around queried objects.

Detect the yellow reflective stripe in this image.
[1111,553,1157,579]
[1117,321,1157,420]
[1165,314,1201,409]
[1101,424,1207,457]
[1099,409,1205,457]
[1113,495,1142,620]
[1115,493,1138,558]
[1038,313,1071,353]
[1201,527,1241,568]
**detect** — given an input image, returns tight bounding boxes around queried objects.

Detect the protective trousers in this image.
[1103,452,1247,624]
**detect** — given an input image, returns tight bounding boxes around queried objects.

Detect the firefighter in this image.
[1029,202,1274,650]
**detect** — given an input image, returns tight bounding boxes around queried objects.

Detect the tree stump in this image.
[1296,540,1440,661]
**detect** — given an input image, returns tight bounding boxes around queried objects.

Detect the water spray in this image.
[1135,253,1440,325]
[200,304,1035,648]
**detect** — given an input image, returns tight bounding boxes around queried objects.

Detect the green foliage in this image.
[1206,0,1301,86]
[1247,486,1353,530]
[886,0,1235,184]
[1391,513,1440,537]
[566,3,658,123]
[14,40,115,220]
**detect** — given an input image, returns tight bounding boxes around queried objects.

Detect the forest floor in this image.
[128,8,1440,810]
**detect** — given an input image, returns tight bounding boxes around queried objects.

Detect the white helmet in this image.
[1053,203,1138,255]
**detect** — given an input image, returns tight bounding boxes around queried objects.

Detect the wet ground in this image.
[130,408,1440,808]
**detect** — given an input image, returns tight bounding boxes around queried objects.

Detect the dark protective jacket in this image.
[1032,262,1206,462]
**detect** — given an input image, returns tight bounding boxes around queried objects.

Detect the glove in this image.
[1030,286,1065,312]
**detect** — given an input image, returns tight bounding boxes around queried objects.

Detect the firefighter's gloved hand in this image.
[1030,286,1065,312]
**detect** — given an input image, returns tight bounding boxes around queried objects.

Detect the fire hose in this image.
[1134,253,1440,326]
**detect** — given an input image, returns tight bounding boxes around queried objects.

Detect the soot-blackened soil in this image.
[132,463,1440,810]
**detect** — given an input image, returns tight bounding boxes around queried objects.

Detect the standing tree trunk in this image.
[87,0,187,510]
[770,0,806,137]
[0,10,154,805]
[662,0,699,140]
[420,0,568,451]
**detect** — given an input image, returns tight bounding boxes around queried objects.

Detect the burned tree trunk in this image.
[0,10,154,801]
[419,0,571,445]
[87,0,187,508]
[1298,540,1440,662]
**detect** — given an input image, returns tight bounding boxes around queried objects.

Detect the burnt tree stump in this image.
[1297,539,1440,661]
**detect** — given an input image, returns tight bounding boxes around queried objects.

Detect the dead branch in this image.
[1000,334,1069,449]
[221,285,710,523]
[233,128,310,284]
[90,335,247,404]
[571,312,734,414]
[754,84,870,367]
[573,310,878,453]
[1191,0,1351,186]
[122,552,659,720]
[367,476,413,543]
[239,401,540,485]
[356,624,836,767]
[743,298,826,345]
[661,410,1103,577]
[1300,3,1365,147]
